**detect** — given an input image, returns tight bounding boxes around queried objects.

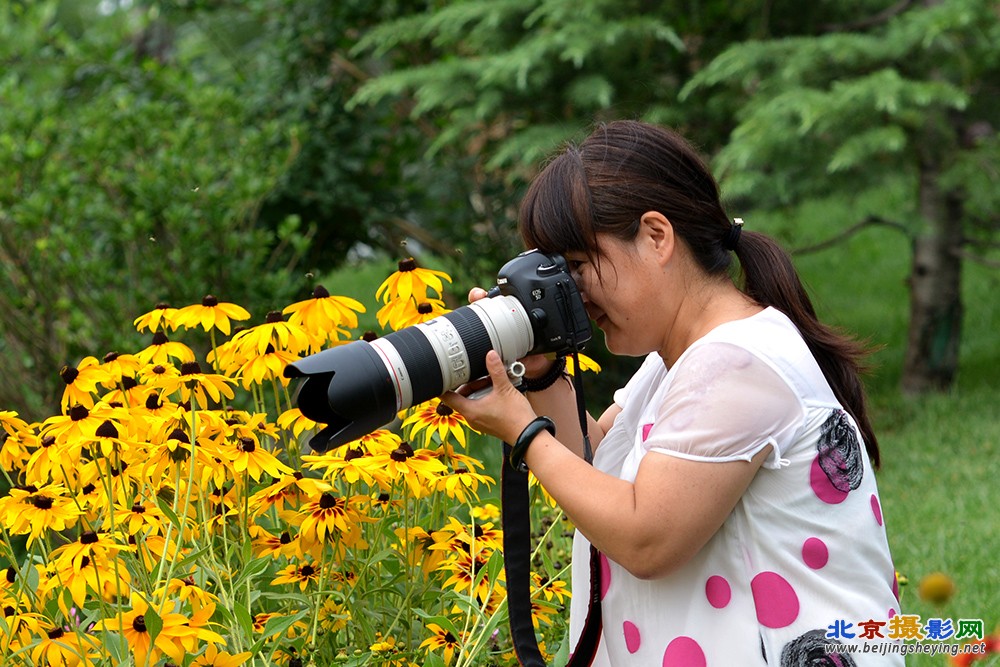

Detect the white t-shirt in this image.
[567,307,901,666]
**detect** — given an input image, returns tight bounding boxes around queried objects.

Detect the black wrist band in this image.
[517,356,568,393]
[508,416,556,473]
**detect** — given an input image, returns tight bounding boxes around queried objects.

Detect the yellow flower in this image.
[566,353,602,375]
[377,296,449,331]
[276,408,317,439]
[271,561,320,591]
[420,622,464,665]
[222,433,294,482]
[155,361,236,409]
[401,398,474,448]
[92,593,201,666]
[232,311,312,356]
[114,498,167,536]
[174,295,251,336]
[292,491,369,549]
[133,302,180,333]
[375,257,451,303]
[236,345,299,390]
[50,530,127,575]
[436,466,494,503]
[191,642,252,667]
[302,446,389,488]
[30,625,100,667]
[247,472,332,517]
[58,357,111,412]
[99,351,142,388]
[370,441,448,498]
[0,483,82,546]
[135,331,197,365]
[282,285,366,347]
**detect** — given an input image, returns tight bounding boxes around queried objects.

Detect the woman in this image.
[442,120,901,666]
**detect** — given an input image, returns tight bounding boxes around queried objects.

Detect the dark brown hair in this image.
[519,120,880,466]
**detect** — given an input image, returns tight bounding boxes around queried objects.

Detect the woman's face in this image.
[564,232,666,357]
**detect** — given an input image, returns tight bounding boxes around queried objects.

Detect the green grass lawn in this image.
[322,226,999,665]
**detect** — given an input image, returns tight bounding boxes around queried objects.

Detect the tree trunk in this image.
[901,154,964,394]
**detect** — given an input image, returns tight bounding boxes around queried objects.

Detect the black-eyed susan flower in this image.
[565,352,602,375]
[437,548,503,603]
[247,472,332,517]
[276,408,317,439]
[282,285,366,347]
[58,357,111,411]
[293,491,368,550]
[134,302,180,333]
[136,331,197,366]
[29,625,100,667]
[222,434,294,482]
[114,498,167,536]
[91,593,200,666]
[249,525,299,560]
[1,410,31,437]
[99,351,142,389]
[430,516,504,555]
[470,502,501,522]
[302,446,388,488]
[155,361,236,409]
[153,577,220,613]
[377,296,449,331]
[420,622,465,665]
[436,466,494,504]
[50,530,127,575]
[191,642,253,667]
[532,572,571,605]
[376,257,451,304]
[401,398,475,448]
[317,598,351,633]
[270,561,320,591]
[174,295,251,336]
[232,311,312,356]
[371,441,447,499]
[236,343,299,390]
[0,483,82,546]
[44,549,131,609]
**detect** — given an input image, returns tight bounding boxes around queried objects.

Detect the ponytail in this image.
[734,231,881,467]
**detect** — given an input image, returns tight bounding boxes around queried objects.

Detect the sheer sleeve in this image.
[643,342,802,469]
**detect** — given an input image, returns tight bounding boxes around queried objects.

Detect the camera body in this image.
[285,249,591,452]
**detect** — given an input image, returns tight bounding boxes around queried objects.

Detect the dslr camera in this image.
[284,249,591,452]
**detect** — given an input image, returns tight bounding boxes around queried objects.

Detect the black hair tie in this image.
[722,217,744,251]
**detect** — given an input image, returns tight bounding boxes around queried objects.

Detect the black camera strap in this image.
[501,350,602,666]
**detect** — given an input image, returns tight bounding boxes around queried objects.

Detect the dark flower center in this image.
[398,257,417,272]
[455,468,468,475]
[238,437,256,453]
[151,365,167,375]
[289,658,303,667]
[265,343,276,355]
[361,331,378,342]
[145,394,162,410]
[319,493,337,509]
[201,295,218,307]
[265,311,284,323]
[280,531,291,544]
[132,615,147,632]
[155,302,171,310]
[168,428,190,444]
[60,366,79,384]
[151,331,169,345]
[30,495,54,510]
[300,565,315,578]
[444,630,457,643]
[312,285,330,299]
[48,627,65,639]
[435,404,454,417]
[378,492,390,502]
[180,361,202,376]
[3,606,13,617]
[82,483,96,495]
[123,377,139,391]
[293,471,303,480]
[80,531,99,545]
[69,404,90,421]
[103,351,120,363]
[95,420,119,439]
[5,566,15,583]
[131,503,145,514]
[344,447,364,461]
[417,302,433,314]
[41,435,55,448]
[390,442,414,462]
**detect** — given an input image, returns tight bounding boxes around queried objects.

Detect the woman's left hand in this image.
[440,350,539,444]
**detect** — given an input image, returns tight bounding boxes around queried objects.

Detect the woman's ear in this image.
[639,211,675,265]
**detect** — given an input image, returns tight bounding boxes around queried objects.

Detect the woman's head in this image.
[519,120,735,276]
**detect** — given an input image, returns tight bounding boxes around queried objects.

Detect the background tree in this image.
[349,0,1000,395]
[682,0,1000,394]
[0,0,304,416]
